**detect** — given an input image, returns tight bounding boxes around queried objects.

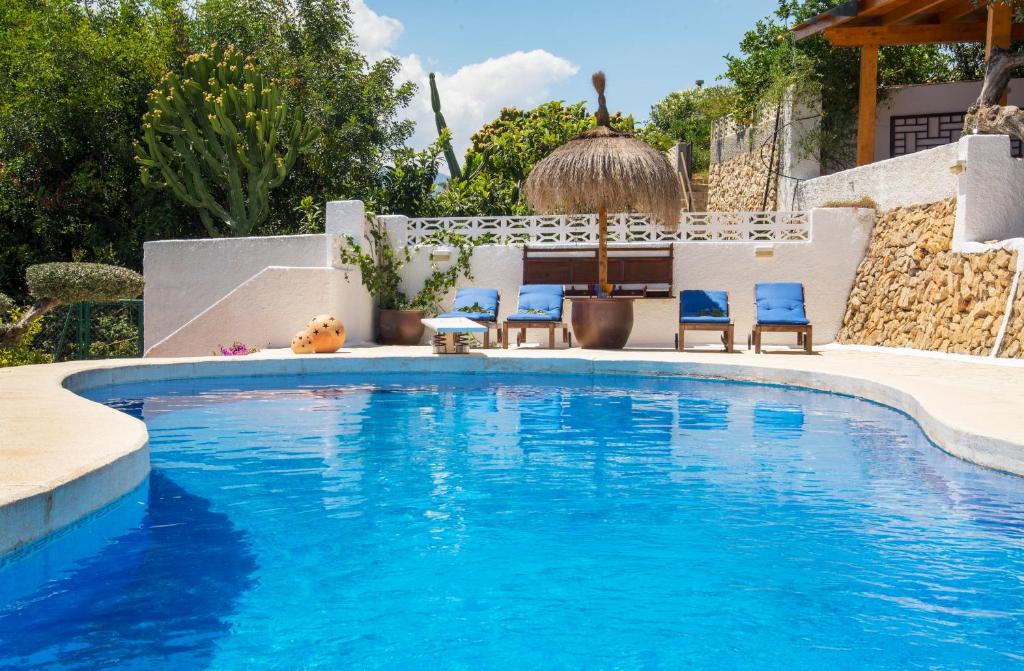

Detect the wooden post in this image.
[597,204,609,292]
[857,45,879,166]
[987,3,1013,105]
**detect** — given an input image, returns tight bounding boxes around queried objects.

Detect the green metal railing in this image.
[53,300,144,361]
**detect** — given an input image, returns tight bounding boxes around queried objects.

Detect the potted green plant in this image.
[339,218,484,345]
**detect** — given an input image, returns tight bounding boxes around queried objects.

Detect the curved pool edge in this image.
[2,347,1023,556]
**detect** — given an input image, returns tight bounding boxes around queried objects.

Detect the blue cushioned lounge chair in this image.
[437,287,500,348]
[502,285,570,349]
[752,283,812,354]
[677,290,734,352]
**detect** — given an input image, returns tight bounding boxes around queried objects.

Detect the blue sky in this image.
[351,0,774,156]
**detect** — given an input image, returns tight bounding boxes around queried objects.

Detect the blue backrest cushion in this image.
[680,290,729,319]
[755,283,807,323]
[517,284,564,316]
[453,287,499,314]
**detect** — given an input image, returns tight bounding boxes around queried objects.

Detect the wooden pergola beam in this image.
[987,3,1013,57]
[880,0,949,25]
[938,0,980,23]
[857,45,879,166]
[792,0,912,40]
[824,21,1024,46]
[987,2,1013,104]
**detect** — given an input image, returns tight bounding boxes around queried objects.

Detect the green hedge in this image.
[26,263,144,304]
[0,292,14,318]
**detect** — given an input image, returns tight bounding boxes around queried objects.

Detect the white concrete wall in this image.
[144,234,346,349]
[778,91,823,211]
[954,134,1024,247]
[795,135,1024,251]
[794,141,960,211]
[146,267,373,357]
[145,202,871,353]
[876,78,1024,161]
[400,208,874,348]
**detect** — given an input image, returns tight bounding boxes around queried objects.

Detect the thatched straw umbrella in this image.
[524,71,683,348]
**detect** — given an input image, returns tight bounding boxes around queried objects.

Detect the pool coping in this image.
[2,346,1023,556]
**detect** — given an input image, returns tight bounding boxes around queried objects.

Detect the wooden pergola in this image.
[793,0,1023,165]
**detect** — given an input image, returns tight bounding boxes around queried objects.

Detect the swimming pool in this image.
[1,372,1023,669]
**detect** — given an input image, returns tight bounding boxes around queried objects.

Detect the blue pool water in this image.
[1,373,1024,670]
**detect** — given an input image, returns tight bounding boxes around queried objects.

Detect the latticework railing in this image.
[402,212,809,246]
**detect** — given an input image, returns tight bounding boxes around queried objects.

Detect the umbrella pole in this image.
[598,205,608,292]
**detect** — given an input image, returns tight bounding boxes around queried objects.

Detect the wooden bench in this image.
[522,245,673,298]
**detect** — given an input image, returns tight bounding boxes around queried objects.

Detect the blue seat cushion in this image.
[680,289,731,324]
[507,310,561,322]
[507,284,564,321]
[437,310,496,321]
[755,283,809,325]
[441,287,499,321]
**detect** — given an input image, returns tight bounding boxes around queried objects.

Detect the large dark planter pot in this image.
[570,298,634,349]
[377,309,426,345]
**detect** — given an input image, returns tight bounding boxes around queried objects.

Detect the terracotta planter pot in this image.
[570,298,634,349]
[377,309,425,345]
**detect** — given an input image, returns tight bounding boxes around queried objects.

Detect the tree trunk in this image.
[963,46,1024,143]
[0,300,59,349]
[598,205,609,293]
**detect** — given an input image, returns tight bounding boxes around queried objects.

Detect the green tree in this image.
[188,0,417,233]
[137,44,318,236]
[0,0,420,300]
[0,0,197,299]
[433,100,639,216]
[723,0,979,171]
[642,85,737,174]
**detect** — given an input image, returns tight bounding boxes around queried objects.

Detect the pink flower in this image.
[216,341,259,356]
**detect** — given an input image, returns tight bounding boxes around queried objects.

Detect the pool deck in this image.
[2,345,1024,555]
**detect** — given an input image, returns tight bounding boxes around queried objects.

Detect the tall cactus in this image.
[136,45,318,237]
[429,72,462,180]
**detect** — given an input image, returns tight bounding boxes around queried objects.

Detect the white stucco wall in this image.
[876,78,1024,161]
[778,92,823,211]
[143,234,345,349]
[146,267,373,357]
[400,208,874,348]
[954,134,1024,247]
[794,141,959,211]
[795,135,1024,252]
[145,202,871,354]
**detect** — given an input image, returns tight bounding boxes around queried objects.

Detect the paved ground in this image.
[2,345,1024,554]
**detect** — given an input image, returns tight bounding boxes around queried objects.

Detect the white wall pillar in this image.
[325,200,365,238]
[954,134,1024,250]
[378,215,409,249]
[778,89,822,211]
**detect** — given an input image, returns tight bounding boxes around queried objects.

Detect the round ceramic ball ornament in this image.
[306,314,345,353]
[290,328,316,354]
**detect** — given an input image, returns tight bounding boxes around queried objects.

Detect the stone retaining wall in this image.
[999,280,1024,358]
[707,152,777,211]
[837,199,1019,356]
[707,115,779,212]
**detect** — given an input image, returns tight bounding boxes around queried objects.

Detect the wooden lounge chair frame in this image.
[752,323,812,353]
[678,322,735,353]
[502,321,571,349]
[440,289,500,348]
[677,290,734,353]
[751,293,813,354]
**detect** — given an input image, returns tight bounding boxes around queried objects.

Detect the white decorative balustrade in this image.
[401,211,809,246]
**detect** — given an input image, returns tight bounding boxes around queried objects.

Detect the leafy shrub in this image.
[339,217,489,314]
[0,308,52,368]
[0,292,14,318]
[26,263,144,304]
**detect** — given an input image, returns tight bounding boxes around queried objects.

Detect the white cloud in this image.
[350,1,578,163]
[348,0,403,62]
